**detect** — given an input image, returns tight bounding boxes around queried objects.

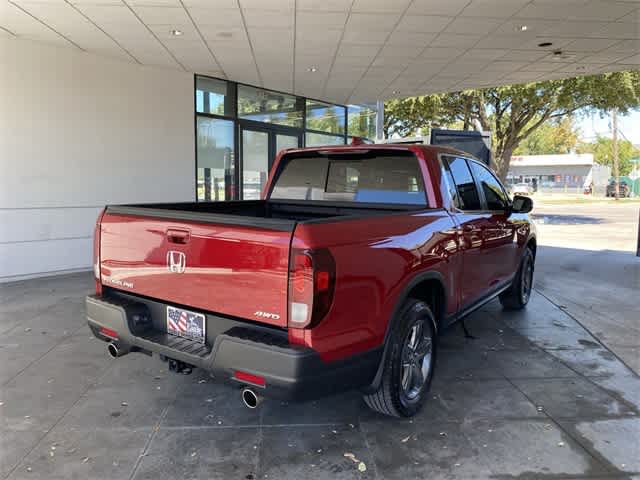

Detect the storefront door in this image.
[240,125,301,200]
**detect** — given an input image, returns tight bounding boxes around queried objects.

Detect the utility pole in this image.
[612,108,620,200]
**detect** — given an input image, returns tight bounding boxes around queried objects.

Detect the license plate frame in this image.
[166,305,206,344]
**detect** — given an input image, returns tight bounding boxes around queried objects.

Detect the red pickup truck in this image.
[87,144,535,417]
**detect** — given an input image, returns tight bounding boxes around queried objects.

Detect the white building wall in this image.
[0,39,195,282]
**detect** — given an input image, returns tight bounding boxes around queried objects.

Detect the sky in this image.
[579,109,640,145]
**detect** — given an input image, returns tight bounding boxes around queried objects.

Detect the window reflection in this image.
[238,85,303,128]
[306,99,345,135]
[196,117,235,201]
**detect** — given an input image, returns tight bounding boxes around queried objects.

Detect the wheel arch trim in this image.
[364,270,446,392]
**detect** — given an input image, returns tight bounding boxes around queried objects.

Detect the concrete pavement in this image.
[1,272,639,479]
[533,201,640,374]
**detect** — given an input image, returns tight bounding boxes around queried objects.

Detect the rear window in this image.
[269,152,427,205]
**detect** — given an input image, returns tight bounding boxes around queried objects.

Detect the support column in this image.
[375,99,384,143]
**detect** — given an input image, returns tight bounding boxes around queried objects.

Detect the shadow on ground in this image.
[1,272,639,480]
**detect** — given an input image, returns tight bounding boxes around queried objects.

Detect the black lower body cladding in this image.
[86,292,381,401]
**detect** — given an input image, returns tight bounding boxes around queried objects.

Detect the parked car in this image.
[87,145,536,417]
[511,182,533,196]
[606,181,630,197]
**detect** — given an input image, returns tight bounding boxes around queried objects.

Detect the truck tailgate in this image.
[98,208,293,328]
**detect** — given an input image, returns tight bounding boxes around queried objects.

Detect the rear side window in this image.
[469,161,509,210]
[443,156,481,210]
[270,152,427,205]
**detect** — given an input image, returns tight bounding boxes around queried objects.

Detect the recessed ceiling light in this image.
[538,41,553,47]
[307,66,318,72]
[170,29,183,36]
[517,24,528,31]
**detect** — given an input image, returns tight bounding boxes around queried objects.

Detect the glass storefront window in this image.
[305,132,345,147]
[238,85,303,128]
[241,129,269,200]
[348,104,377,140]
[196,116,235,201]
[195,77,233,116]
[306,99,346,135]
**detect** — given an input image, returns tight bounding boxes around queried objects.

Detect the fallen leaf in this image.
[358,462,366,472]
[401,435,411,443]
[343,452,357,462]
[82,457,90,463]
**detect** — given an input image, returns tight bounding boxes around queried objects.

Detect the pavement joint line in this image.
[500,373,627,477]
[127,405,172,480]
[535,288,639,378]
[357,420,380,480]
[1,320,89,387]
[2,360,117,480]
[252,408,264,479]
[146,422,353,430]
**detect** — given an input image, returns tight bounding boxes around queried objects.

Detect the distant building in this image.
[507,153,611,194]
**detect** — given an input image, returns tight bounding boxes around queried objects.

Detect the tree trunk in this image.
[493,146,514,182]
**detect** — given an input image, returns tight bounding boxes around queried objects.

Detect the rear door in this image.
[99,211,293,327]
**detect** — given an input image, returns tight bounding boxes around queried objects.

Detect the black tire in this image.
[499,247,535,310]
[363,299,437,417]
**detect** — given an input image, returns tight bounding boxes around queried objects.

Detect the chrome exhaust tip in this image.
[241,388,262,409]
[107,342,128,358]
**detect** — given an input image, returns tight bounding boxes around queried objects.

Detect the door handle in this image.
[167,229,190,244]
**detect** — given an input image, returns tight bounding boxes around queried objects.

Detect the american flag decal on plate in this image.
[167,306,206,344]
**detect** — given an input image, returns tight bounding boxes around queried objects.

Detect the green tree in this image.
[384,71,640,180]
[513,116,580,155]
[578,136,640,177]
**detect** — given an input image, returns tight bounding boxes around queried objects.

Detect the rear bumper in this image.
[86,294,381,401]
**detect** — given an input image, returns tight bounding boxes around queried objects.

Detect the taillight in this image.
[288,248,335,328]
[94,209,106,295]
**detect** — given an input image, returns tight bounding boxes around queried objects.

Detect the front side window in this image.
[443,156,481,210]
[270,152,427,205]
[469,161,509,210]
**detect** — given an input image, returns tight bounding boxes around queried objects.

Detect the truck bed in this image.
[107,199,424,228]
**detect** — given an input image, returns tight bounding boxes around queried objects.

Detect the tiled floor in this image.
[1,272,638,479]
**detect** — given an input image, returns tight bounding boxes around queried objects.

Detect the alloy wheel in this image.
[400,320,433,401]
[521,255,533,303]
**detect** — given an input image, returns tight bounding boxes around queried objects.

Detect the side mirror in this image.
[511,195,533,214]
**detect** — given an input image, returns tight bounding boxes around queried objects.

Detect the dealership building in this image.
[507,153,611,192]
[1,0,637,281]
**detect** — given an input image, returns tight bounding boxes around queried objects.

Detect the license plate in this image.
[166,306,206,344]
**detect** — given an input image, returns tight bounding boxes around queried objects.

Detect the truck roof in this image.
[278,143,478,162]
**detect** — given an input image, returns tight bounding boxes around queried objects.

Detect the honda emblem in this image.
[167,251,186,273]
